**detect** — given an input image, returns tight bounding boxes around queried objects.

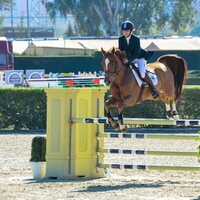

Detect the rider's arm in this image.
[130,37,141,60]
[118,36,124,51]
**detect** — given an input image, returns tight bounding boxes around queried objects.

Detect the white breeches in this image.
[133,58,147,79]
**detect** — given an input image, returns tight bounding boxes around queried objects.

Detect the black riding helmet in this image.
[121,21,135,31]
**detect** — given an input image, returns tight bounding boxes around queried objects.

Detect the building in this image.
[12,37,200,73]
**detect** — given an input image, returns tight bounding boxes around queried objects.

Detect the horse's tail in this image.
[157,54,188,101]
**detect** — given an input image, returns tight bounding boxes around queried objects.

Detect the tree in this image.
[0,0,10,8]
[45,0,198,36]
[65,22,76,37]
[191,0,200,36]
[0,0,11,26]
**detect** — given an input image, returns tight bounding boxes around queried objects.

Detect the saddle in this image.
[129,63,143,80]
[129,63,158,87]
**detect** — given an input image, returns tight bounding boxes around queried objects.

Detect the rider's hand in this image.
[124,60,129,66]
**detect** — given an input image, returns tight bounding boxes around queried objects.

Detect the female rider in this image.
[119,21,159,98]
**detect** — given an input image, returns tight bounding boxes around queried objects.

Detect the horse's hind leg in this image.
[165,100,172,119]
[172,100,179,119]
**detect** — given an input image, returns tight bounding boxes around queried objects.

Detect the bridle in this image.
[104,54,122,80]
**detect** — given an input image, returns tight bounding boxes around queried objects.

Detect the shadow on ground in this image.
[76,182,162,192]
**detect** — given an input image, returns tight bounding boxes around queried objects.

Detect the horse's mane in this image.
[111,48,128,65]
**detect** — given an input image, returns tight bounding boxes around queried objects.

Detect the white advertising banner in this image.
[26,70,45,80]
[5,70,24,85]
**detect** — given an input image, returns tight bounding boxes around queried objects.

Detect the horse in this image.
[101,47,187,132]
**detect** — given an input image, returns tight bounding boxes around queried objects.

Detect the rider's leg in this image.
[134,58,146,79]
[144,73,160,98]
[136,58,160,99]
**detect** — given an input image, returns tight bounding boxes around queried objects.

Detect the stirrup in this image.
[152,90,160,99]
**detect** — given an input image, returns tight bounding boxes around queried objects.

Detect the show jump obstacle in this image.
[45,87,200,179]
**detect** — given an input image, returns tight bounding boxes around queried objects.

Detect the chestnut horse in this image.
[101,47,187,132]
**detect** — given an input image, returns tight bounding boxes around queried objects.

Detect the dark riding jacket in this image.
[118,34,153,62]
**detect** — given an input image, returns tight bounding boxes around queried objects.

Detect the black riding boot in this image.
[143,74,160,99]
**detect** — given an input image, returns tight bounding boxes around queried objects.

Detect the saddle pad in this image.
[147,71,158,86]
[129,65,158,87]
[129,65,142,87]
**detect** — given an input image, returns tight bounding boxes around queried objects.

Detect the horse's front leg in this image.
[105,96,121,130]
[117,95,136,132]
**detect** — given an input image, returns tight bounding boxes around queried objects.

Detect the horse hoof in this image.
[113,122,120,131]
[172,111,179,119]
[119,124,127,132]
[166,111,172,120]
[172,114,179,119]
[121,127,127,132]
[173,115,179,119]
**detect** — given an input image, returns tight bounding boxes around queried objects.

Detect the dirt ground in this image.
[0,133,200,200]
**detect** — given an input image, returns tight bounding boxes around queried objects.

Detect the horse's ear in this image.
[101,47,106,55]
[110,47,115,54]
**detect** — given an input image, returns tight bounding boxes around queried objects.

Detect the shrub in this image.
[187,77,200,85]
[0,88,46,130]
[30,136,46,162]
[0,86,199,130]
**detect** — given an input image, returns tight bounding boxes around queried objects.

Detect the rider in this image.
[118,20,160,99]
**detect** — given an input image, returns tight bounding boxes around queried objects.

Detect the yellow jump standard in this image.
[45,87,107,178]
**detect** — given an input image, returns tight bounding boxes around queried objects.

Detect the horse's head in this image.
[101,47,126,86]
